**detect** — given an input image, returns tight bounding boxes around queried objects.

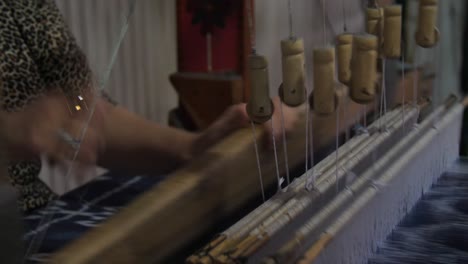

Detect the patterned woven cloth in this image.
[23,172,163,263]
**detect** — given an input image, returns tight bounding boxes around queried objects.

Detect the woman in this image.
[0,0,297,212]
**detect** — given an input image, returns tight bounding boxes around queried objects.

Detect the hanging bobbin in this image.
[415,0,439,48]
[350,34,379,104]
[366,6,384,54]
[383,5,402,58]
[336,33,353,85]
[310,47,338,115]
[246,54,274,123]
[279,38,307,107]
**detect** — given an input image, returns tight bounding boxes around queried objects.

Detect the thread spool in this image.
[350,34,378,104]
[366,7,383,53]
[336,33,353,85]
[311,48,337,115]
[279,38,307,107]
[246,54,274,123]
[415,0,439,48]
[383,5,402,58]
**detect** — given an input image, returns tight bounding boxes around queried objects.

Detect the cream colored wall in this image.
[42,0,178,194]
[405,0,466,106]
[255,0,365,95]
[56,0,178,123]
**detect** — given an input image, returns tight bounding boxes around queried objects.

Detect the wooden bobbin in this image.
[336,33,353,85]
[366,7,383,53]
[279,38,307,107]
[246,54,274,124]
[383,5,402,58]
[415,0,440,48]
[350,34,378,104]
[310,47,338,115]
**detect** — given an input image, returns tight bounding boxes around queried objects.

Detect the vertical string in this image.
[382,58,387,130]
[413,47,418,109]
[281,0,294,186]
[335,106,340,194]
[246,0,266,199]
[246,0,256,52]
[342,0,347,32]
[280,104,291,185]
[287,0,293,39]
[251,122,265,202]
[271,120,283,191]
[309,111,315,186]
[402,51,406,133]
[321,0,327,45]
[305,88,311,189]
[345,97,350,142]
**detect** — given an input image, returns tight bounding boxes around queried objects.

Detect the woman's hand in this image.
[0,91,105,164]
[191,96,300,156]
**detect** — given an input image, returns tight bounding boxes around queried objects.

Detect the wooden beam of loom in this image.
[49,75,426,263]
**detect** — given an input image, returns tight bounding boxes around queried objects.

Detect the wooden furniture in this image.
[170,0,253,130]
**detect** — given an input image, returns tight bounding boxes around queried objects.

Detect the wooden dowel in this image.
[280,38,307,107]
[350,34,378,104]
[336,33,353,85]
[312,47,336,115]
[246,54,274,123]
[415,0,439,48]
[383,5,402,58]
[366,7,383,54]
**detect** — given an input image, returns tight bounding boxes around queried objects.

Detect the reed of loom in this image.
[186,49,428,264]
[368,159,468,263]
[294,96,465,264]
[186,103,423,264]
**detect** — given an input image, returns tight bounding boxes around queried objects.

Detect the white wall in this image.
[255,0,365,95]
[42,0,178,194]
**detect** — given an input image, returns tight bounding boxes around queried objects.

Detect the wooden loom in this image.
[46,0,464,263]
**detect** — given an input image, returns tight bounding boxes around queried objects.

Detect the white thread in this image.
[280,103,291,185]
[271,120,283,191]
[246,0,256,52]
[251,122,265,202]
[309,113,315,186]
[321,0,327,45]
[335,107,340,194]
[382,58,387,131]
[287,0,293,38]
[401,45,406,133]
[342,0,347,32]
[413,47,418,109]
[305,92,310,186]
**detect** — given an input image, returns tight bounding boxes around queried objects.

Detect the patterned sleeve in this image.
[8,0,118,106]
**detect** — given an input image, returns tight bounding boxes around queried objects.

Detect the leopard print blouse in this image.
[0,0,100,211]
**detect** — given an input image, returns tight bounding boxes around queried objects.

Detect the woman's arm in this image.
[96,96,298,175]
[97,99,248,174]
